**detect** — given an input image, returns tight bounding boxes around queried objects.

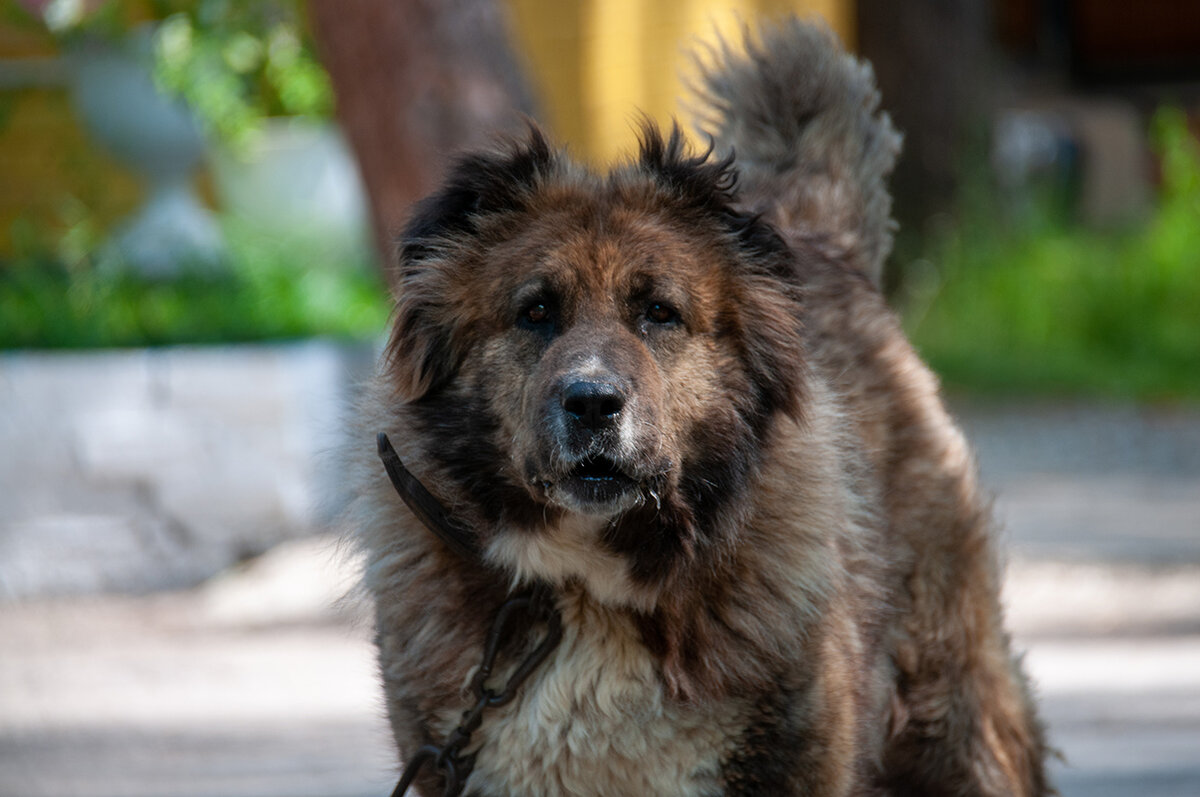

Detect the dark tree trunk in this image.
[308,0,536,280]
[856,0,992,287]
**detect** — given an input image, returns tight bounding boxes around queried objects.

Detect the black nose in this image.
[562,381,625,430]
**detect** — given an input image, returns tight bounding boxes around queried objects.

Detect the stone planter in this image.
[0,340,375,600]
[66,30,224,275]
[208,120,372,263]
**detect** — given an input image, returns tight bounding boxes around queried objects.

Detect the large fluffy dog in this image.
[346,19,1050,796]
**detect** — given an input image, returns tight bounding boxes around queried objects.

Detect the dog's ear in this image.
[724,198,808,427]
[398,124,557,266]
[636,122,737,218]
[735,266,807,425]
[385,127,558,401]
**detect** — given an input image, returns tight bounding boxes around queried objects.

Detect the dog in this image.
[345,18,1051,796]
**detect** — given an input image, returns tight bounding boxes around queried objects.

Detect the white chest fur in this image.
[459,595,748,797]
[483,515,660,610]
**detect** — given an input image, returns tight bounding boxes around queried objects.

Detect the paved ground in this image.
[959,401,1200,797]
[0,539,398,797]
[1,401,1198,796]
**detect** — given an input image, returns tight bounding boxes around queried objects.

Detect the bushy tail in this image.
[692,18,901,285]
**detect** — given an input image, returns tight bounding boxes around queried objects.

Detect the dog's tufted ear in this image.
[398,124,557,267]
[638,121,797,269]
[636,122,738,219]
[384,126,559,401]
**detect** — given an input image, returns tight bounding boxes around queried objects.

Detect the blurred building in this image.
[996,0,1200,85]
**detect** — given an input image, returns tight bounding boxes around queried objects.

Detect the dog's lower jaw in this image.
[543,477,642,518]
[483,514,662,610]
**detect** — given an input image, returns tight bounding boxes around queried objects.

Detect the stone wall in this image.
[0,341,375,600]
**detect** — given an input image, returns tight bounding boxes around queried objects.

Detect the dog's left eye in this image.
[645,303,678,325]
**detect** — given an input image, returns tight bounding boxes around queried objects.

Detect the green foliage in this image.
[905,108,1200,401]
[14,0,333,148]
[0,219,390,350]
[2,0,368,349]
[152,0,333,149]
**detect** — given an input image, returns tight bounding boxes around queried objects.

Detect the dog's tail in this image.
[692,18,901,286]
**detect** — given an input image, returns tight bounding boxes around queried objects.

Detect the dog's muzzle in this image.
[542,374,643,512]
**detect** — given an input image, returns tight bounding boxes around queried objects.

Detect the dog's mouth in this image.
[557,455,638,508]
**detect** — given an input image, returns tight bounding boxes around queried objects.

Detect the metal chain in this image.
[389,589,563,797]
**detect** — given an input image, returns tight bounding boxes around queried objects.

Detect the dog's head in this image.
[384,124,806,596]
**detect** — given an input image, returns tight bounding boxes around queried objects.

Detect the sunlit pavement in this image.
[1004,558,1200,796]
[0,543,397,797]
[2,402,1198,796]
[967,402,1200,797]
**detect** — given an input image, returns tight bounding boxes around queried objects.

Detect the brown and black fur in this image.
[344,18,1051,796]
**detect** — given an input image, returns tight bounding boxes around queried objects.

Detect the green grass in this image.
[0,220,391,349]
[904,109,1200,402]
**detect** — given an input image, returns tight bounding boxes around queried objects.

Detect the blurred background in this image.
[1,0,1198,795]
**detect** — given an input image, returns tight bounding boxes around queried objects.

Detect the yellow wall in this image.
[0,90,143,257]
[505,0,854,165]
[0,25,141,257]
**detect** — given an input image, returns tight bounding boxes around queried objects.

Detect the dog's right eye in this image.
[519,302,551,328]
[645,302,678,325]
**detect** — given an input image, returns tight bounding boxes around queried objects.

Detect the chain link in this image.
[389,589,563,797]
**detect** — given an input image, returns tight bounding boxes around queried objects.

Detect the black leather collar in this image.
[376,432,479,560]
